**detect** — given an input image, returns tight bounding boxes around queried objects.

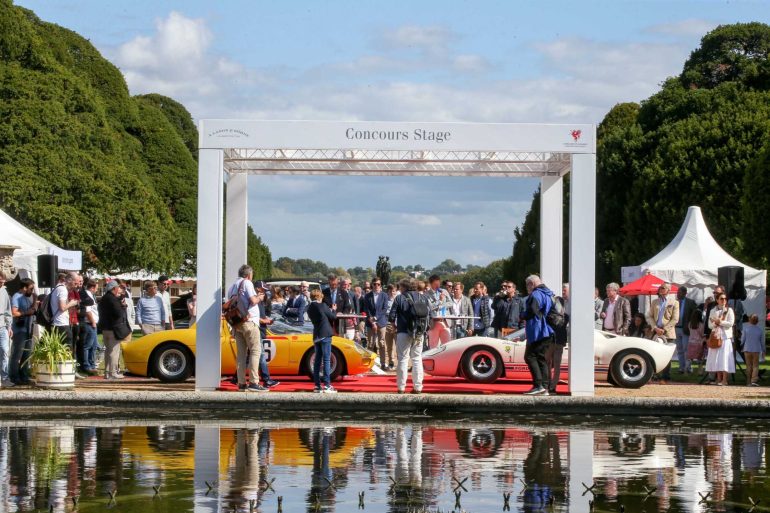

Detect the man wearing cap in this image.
[98,280,129,380]
[157,275,174,330]
[227,266,267,392]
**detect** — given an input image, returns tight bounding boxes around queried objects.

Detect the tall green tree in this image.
[247,225,272,279]
[0,3,216,274]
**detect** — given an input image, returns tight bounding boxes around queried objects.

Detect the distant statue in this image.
[380,256,391,286]
[376,256,384,282]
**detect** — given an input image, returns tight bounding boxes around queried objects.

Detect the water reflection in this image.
[0,420,767,512]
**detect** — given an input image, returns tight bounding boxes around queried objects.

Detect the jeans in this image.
[524,337,551,389]
[396,332,424,392]
[259,349,271,382]
[0,328,9,382]
[675,327,689,371]
[313,337,332,388]
[9,324,33,383]
[82,324,98,370]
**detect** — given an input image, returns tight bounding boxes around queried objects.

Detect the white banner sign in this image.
[199,120,595,154]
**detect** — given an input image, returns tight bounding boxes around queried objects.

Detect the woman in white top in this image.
[706,292,735,386]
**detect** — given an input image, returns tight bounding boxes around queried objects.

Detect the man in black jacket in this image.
[491,281,523,337]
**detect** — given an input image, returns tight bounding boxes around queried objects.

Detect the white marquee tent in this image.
[0,208,82,280]
[621,206,766,317]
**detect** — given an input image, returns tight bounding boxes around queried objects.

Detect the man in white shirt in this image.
[157,275,174,330]
[227,265,267,392]
[51,272,80,352]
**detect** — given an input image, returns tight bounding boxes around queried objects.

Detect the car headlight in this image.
[352,343,375,357]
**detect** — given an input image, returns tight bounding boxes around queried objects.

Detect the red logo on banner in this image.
[570,130,582,142]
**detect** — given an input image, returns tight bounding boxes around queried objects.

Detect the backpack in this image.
[36,285,63,328]
[546,296,566,329]
[222,280,249,328]
[404,292,430,338]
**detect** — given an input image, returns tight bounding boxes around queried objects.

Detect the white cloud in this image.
[400,214,442,226]
[112,11,243,98]
[377,25,456,56]
[647,18,717,38]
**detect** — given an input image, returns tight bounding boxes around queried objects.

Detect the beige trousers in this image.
[102,330,126,378]
[744,352,760,384]
[234,321,261,385]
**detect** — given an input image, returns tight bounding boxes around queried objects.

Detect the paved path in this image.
[1,376,768,418]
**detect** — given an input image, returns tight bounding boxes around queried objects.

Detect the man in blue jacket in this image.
[522,275,555,396]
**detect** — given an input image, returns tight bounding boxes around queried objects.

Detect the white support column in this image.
[196,149,224,391]
[226,172,248,286]
[568,153,596,396]
[540,176,563,292]
[194,426,221,513]
[568,430,594,510]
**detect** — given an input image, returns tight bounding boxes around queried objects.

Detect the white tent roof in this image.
[621,205,766,316]
[0,208,82,271]
[641,206,760,273]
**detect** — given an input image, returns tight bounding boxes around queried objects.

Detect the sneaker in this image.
[245,383,269,392]
[523,386,546,396]
[264,379,281,388]
[411,389,422,395]
[107,374,125,380]
[397,389,405,394]
[74,372,87,380]
[238,384,247,391]
[313,386,323,393]
[2,380,15,388]
[322,386,337,394]
[750,382,759,387]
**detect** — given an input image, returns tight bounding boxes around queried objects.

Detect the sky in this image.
[15,0,770,270]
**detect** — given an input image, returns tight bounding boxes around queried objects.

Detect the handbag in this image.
[707,309,726,349]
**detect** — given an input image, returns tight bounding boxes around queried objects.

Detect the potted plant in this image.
[27,329,76,389]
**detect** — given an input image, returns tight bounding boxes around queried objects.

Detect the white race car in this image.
[422,329,675,388]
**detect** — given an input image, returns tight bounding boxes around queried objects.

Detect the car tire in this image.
[610,349,653,388]
[461,346,503,384]
[302,347,345,382]
[150,342,194,383]
[456,428,504,458]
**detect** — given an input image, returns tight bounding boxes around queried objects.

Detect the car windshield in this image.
[268,315,313,335]
[503,328,526,342]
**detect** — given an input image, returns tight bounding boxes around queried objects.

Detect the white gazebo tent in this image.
[195,120,597,395]
[0,208,82,280]
[621,206,766,317]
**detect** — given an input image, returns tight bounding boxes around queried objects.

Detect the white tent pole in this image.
[195,147,224,391]
[568,153,596,396]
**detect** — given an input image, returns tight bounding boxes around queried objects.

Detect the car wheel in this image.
[610,349,653,388]
[461,346,503,384]
[150,342,194,383]
[302,347,345,382]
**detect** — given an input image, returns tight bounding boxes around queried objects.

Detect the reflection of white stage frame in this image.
[195,120,597,395]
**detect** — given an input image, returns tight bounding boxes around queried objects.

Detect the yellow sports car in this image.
[121,318,377,383]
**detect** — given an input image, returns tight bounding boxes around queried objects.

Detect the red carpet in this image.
[217,374,570,394]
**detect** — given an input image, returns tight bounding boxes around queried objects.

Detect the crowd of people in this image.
[0,266,765,392]
[595,281,765,386]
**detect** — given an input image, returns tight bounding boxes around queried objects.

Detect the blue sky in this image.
[16,0,770,269]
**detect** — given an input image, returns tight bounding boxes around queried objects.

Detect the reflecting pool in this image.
[0,417,767,512]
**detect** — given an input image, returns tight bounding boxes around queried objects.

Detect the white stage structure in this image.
[622,205,767,317]
[196,120,597,395]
